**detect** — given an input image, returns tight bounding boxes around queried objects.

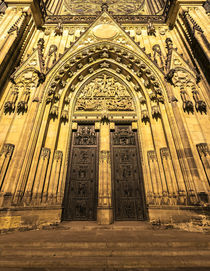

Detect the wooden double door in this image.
[63,124,146,221]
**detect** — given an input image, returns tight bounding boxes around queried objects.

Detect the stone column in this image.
[97,120,113,224]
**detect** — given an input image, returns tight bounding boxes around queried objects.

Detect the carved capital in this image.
[151,105,161,119]
[4,91,18,114]
[41,148,51,160]
[54,150,63,161]
[160,147,170,159]
[49,105,59,118]
[195,100,207,114]
[183,100,194,113]
[147,150,157,161]
[197,143,210,157]
[141,109,149,123]
[61,110,69,122]
[17,101,28,113]
[0,143,15,157]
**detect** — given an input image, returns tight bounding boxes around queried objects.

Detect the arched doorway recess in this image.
[63,71,147,223]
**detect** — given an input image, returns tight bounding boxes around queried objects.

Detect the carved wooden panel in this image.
[63,125,98,220]
[112,125,146,220]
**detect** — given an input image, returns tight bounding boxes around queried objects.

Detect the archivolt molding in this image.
[70,69,139,113]
[46,41,165,90]
[44,42,168,120]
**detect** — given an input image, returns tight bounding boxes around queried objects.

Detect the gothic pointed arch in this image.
[73,70,136,113]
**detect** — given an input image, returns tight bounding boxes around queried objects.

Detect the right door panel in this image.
[111,125,146,220]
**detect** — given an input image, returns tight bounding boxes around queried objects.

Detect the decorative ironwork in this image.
[112,125,145,220]
[63,125,98,220]
[74,126,97,145]
[113,126,136,145]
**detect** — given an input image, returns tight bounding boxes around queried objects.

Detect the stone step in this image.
[0,223,210,270]
[1,241,210,249]
[55,221,154,231]
[1,255,210,269]
[1,247,210,257]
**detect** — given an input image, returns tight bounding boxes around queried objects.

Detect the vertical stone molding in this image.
[197,143,210,185]
[4,89,18,114]
[97,122,113,224]
[0,11,27,65]
[0,143,15,191]
[31,147,51,204]
[147,150,163,205]
[47,150,63,204]
[160,147,180,205]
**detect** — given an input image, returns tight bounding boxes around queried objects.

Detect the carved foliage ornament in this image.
[75,74,134,112]
[74,126,97,146]
[64,0,145,15]
[197,143,210,157]
[113,128,135,145]
[4,71,38,114]
[0,144,15,157]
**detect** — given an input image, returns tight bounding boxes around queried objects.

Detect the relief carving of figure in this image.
[75,74,134,112]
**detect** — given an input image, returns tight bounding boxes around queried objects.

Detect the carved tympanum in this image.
[75,74,134,112]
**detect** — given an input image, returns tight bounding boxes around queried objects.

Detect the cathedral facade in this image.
[0,0,209,230]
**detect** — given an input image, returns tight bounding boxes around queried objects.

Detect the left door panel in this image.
[63,125,98,221]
